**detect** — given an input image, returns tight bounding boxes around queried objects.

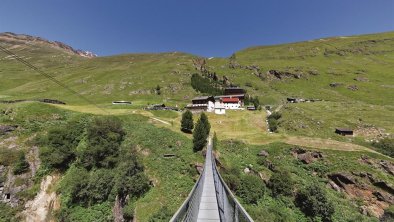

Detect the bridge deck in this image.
[197,142,220,222]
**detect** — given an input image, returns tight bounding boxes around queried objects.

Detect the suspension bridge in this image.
[170,138,254,222]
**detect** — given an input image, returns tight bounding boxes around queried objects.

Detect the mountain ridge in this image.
[0,32,97,58]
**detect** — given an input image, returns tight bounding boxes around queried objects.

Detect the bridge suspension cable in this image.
[170,138,254,222]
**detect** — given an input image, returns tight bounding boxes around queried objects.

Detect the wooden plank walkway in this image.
[197,141,220,222]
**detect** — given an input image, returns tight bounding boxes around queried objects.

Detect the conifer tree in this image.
[180,110,194,133]
[200,112,211,136]
[193,117,207,152]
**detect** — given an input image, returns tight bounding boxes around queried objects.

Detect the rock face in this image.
[0,32,97,58]
[347,85,359,91]
[23,175,60,222]
[0,125,17,135]
[267,69,302,79]
[327,171,394,219]
[257,150,269,157]
[291,147,323,164]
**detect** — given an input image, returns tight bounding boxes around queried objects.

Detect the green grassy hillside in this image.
[1,31,394,221]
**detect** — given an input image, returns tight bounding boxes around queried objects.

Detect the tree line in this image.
[190,73,223,96]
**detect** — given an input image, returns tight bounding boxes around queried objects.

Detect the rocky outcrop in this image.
[291,147,324,164]
[257,150,269,157]
[23,175,60,222]
[267,69,302,79]
[327,171,394,219]
[347,85,359,91]
[0,125,17,135]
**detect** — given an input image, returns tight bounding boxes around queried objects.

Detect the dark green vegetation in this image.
[218,140,393,222]
[267,112,282,133]
[190,73,223,95]
[39,116,150,221]
[13,152,30,175]
[295,184,335,222]
[180,110,193,133]
[0,102,201,221]
[192,113,211,152]
[372,137,394,158]
[0,202,18,222]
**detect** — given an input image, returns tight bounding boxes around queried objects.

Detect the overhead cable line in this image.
[0,45,109,114]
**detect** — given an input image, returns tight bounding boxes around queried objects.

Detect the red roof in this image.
[222,97,239,103]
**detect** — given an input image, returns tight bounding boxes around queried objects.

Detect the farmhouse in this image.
[335,128,354,136]
[185,96,215,112]
[221,97,241,109]
[214,102,225,114]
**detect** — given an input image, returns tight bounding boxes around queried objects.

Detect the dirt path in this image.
[284,136,378,153]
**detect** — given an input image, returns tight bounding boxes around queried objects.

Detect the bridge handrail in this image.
[211,147,254,222]
[169,161,205,222]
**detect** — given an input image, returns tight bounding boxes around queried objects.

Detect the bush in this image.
[123,199,135,221]
[295,184,334,222]
[13,152,29,175]
[113,155,150,197]
[0,202,17,222]
[79,117,125,169]
[381,205,394,222]
[236,175,265,204]
[40,120,84,170]
[268,112,281,133]
[372,137,394,157]
[86,169,115,205]
[148,207,172,222]
[268,170,294,197]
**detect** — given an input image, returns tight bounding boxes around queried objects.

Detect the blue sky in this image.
[1,0,394,57]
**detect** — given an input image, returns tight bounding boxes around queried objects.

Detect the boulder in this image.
[257,150,269,157]
[0,125,17,135]
[347,85,359,91]
[379,160,394,176]
[329,82,342,87]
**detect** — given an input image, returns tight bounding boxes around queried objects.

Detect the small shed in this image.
[335,128,353,136]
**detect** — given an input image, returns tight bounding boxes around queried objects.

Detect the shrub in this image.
[79,117,125,169]
[148,207,172,222]
[123,199,135,221]
[40,120,84,170]
[268,170,294,197]
[268,112,281,133]
[236,175,265,204]
[86,169,115,205]
[381,205,394,222]
[295,184,334,222]
[113,155,150,197]
[372,137,394,157]
[13,152,29,175]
